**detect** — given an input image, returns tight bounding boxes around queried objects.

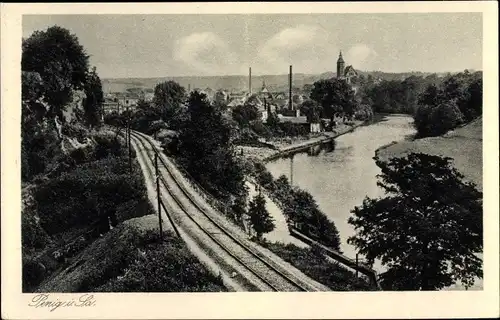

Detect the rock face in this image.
[62,90,86,124]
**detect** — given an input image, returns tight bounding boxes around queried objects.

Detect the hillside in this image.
[376,117,482,190]
[102,71,440,93]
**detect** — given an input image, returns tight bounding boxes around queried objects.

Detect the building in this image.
[336,51,359,84]
[116,93,140,109]
[278,115,322,133]
[102,98,120,114]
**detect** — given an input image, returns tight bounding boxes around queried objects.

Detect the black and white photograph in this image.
[1,2,499,319]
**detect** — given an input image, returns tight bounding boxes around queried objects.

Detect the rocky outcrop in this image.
[62,90,86,124]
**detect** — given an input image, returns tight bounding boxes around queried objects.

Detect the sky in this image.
[23,13,482,79]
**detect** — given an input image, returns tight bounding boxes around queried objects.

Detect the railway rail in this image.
[129,130,326,292]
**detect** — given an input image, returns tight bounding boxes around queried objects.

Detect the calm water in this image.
[266,115,416,270]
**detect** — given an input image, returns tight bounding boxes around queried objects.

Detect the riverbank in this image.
[237,114,398,162]
[375,116,482,190]
[237,121,364,162]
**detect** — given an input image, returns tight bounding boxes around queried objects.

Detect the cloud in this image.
[173,32,240,75]
[255,25,332,73]
[345,44,378,69]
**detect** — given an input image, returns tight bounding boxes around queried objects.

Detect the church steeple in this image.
[337,50,345,78]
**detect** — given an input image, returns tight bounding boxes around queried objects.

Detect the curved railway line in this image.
[129,130,329,292]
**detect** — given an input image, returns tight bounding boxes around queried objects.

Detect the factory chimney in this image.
[249,67,252,94]
[289,65,293,110]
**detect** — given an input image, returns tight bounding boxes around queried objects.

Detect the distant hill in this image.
[102,71,443,93]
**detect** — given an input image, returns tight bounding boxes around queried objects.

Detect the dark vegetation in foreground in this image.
[36,225,225,293]
[22,25,227,293]
[259,242,374,291]
[349,153,483,290]
[250,161,341,251]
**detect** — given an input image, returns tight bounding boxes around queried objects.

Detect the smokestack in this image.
[188,83,191,92]
[249,67,252,94]
[289,65,293,110]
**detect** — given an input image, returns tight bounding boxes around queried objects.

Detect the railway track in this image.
[129,130,327,292]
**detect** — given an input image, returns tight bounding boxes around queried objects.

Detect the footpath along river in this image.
[265,115,416,272]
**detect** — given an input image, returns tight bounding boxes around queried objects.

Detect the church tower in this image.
[337,51,345,78]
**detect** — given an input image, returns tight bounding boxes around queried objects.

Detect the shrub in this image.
[93,133,124,159]
[22,209,51,252]
[92,230,226,292]
[253,162,275,191]
[22,258,47,292]
[430,101,464,135]
[34,156,145,235]
[261,242,373,291]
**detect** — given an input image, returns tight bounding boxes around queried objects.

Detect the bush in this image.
[22,258,47,292]
[430,102,464,135]
[62,123,88,143]
[413,71,482,138]
[92,229,226,292]
[34,155,145,235]
[261,242,373,291]
[22,209,51,252]
[253,162,275,191]
[93,133,124,159]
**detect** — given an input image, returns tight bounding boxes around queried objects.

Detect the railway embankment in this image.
[131,130,331,292]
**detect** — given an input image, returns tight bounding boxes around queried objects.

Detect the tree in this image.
[310,78,357,123]
[153,81,186,128]
[429,101,464,135]
[248,193,275,240]
[418,83,442,107]
[213,90,228,107]
[265,111,281,134]
[300,99,321,123]
[83,66,104,128]
[232,103,259,127]
[178,91,246,200]
[22,26,90,115]
[461,77,482,121]
[348,153,483,290]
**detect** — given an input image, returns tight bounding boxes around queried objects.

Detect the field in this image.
[376,117,482,190]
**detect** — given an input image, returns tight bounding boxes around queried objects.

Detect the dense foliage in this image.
[34,151,144,236]
[22,26,90,113]
[413,71,482,137]
[353,70,482,137]
[176,91,247,202]
[348,153,483,290]
[260,242,373,291]
[153,80,187,129]
[232,103,260,127]
[22,26,104,181]
[83,67,104,127]
[310,78,357,122]
[360,76,431,114]
[251,163,341,251]
[95,230,226,292]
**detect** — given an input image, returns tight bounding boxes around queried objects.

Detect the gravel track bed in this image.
[133,130,330,292]
[131,134,273,291]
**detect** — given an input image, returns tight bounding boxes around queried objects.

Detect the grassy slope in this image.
[25,130,225,292]
[38,215,227,292]
[376,117,482,190]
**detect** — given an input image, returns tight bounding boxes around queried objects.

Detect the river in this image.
[265,115,416,271]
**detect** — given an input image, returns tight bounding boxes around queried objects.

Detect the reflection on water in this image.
[266,115,416,272]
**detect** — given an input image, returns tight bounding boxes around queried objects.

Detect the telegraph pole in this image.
[290,154,294,186]
[155,153,163,240]
[126,106,132,173]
